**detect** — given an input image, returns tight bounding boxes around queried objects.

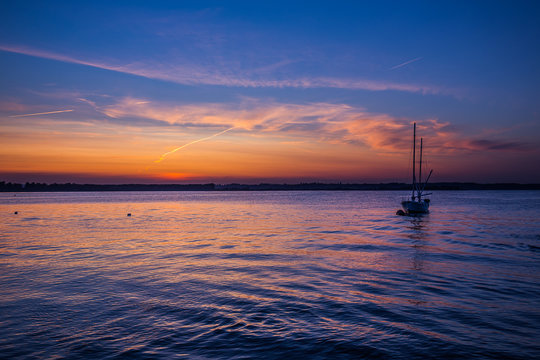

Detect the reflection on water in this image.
[407,215,428,272]
[1,191,540,359]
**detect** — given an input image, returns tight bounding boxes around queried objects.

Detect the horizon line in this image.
[2,181,539,186]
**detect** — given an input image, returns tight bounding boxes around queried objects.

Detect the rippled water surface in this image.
[1,191,539,359]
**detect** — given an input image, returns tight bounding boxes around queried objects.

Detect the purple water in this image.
[1,191,539,359]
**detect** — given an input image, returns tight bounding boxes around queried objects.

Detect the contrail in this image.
[390,57,423,70]
[155,127,235,163]
[9,109,74,118]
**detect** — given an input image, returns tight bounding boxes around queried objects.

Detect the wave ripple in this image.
[1,191,540,359]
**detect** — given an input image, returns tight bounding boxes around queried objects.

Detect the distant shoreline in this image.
[1,182,540,192]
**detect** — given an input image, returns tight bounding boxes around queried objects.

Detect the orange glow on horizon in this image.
[157,172,199,181]
[1,98,536,184]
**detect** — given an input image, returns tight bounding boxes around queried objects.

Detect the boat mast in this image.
[419,137,423,201]
[412,123,416,200]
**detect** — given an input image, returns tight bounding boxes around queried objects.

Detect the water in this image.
[1,191,539,359]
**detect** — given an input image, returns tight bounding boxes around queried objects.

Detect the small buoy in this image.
[14,211,18,214]
[127,213,131,217]
[396,209,406,216]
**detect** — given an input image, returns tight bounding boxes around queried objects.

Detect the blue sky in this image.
[1,1,539,183]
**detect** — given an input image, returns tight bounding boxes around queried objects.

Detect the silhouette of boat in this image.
[400,122,433,215]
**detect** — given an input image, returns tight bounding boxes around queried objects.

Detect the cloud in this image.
[0,44,123,74]
[98,97,530,154]
[464,139,530,151]
[0,44,444,94]
[0,100,30,113]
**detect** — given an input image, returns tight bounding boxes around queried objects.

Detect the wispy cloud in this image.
[463,139,530,151]
[0,100,30,113]
[0,44,444,95]
[390,57,423,70]
[8,109,73,118]
[99,97,529,154]
[0,44,124,74]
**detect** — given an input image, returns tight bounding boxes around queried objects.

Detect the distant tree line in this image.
[1,181,539,192]
[0,182,215,192]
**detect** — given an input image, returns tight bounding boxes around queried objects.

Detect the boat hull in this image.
[401,200,430,214]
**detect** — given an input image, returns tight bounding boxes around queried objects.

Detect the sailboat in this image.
[400,122,433,215]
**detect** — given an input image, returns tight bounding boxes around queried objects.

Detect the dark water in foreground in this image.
[1,191,539,359]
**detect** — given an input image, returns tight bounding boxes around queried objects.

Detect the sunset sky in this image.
[1,1,539,184]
